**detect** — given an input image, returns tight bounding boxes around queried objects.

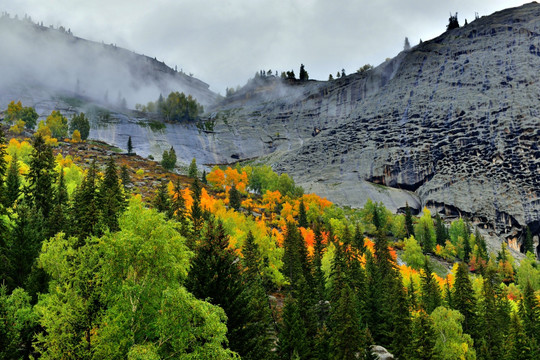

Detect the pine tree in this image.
[169,178,186,223]
[71,159,100,244]
[120,164,130,190]
[279,295,308,359]
[185,220,252,358]
[463,233,472,263]
[390,275,412,359]
[26,133,56,221]
[520,281,540,346]
[298,199,308,228]
[405,202,414,237]
[188,158,198,178]
[5,154,21,207]
[190,177,203,234]
[241,231,276,360]
[0,128,7,208]
[434,214,447,246]
[299,64,309,81]
[420,257,442,313]
[127,136,133,155]
[98,156,125,232]
[452,262,477,338]
[409,311,436,360]
[228,184,241,211]
[282,222,309,290]
[152,180,171,214]
[354,223,366,253]
[328,284,364,360]
[49,167,69,236]
[505,313,536,360]
[201,169,207,184]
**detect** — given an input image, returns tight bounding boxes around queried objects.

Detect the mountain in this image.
[0,14,217,108]
[1,3,539,249]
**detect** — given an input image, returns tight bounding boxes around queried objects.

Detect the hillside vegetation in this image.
[1,104,540,359]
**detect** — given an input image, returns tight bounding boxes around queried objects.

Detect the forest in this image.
[1,104,540,360]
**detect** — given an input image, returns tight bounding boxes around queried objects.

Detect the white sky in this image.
[2,0,533,94]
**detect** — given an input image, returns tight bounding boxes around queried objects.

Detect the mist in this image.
[0,14,217,111]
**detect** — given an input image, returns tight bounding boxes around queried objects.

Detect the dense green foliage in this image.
[69,113,90,140]
[136,91,204,122]
[161,146,177,170]
[1,104,540,359]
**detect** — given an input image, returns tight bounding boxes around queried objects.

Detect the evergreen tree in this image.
[49,167,69,236]
[298,199,308,228]
[299,64,309,81]
[520,281,540,346]
[152,180,171,215]
[282,222,309,290]
[71,159,100,243]
[328,284,364,360]
[420,257,442,313]
[229,184,241,211]
[447,12,460,31]
[0,128,7,208]
[279,295,308,359]
[201,169,207,184]
[188,158,198,178]
[434,214,447,246]
[26,133,56,221]
[120,164,130,190]
[190,177,204,234]
[476,269,505,359]
[452,262,477,338]
[409,311,436,360]
[185,220,252,358]
[405,202,414,237]
[463,233,472,263]
[353,223,366,253]
[241,231,276,360]
[99,156,125,232]
[169,178,186,223]
[69,112,90,140]
[161,146,177,170]
[505,313,536,360]
[5,154,21,207]
[390,275,412,359]
[127,136,133,155]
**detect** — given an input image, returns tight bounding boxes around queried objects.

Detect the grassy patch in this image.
[140,120,166,132]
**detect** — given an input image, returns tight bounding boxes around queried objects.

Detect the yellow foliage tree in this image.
[72,129,82,142]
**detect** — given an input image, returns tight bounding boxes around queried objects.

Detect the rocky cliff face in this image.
[1,4,539,248]
[206,2,540,244]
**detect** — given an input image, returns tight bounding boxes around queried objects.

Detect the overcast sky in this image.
[2,0,532,94]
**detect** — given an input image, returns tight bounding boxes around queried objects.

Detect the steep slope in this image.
[205,2,540,243]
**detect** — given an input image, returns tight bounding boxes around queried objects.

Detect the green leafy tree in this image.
[430,306,476,360]
[36,198,238,359]
[45,110,68,138]
[0,287,38,360]
[402,235,425,270]
[69,113,90,140]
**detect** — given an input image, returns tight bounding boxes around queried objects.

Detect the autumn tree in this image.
[45,110,68,138]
